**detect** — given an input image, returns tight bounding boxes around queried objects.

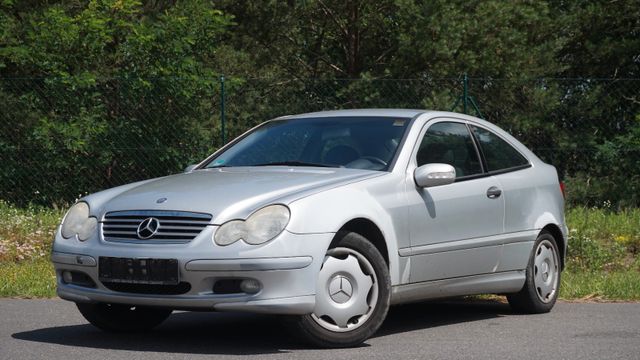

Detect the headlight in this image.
[213,220,246,246]
[214,205,290,246]
[61,202,98,241]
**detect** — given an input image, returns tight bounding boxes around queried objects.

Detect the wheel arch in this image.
[286,180,405,285]
[540,223,566,270]
[332,218,390,267]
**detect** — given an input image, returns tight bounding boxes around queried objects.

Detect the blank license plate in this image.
[98,257,179,285]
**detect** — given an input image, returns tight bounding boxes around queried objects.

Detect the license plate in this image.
[98,257,179,285]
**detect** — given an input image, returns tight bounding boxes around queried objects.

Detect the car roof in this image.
[276,109,431,120]
[272,109,542,163]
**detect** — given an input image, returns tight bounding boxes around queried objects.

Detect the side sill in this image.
[390,270,526,305]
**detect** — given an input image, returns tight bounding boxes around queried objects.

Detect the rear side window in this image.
[471,126,528,171]
[416,122,482,178]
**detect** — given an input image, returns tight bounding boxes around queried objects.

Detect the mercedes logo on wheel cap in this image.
[137,217,160,239]
[329,275,353,304]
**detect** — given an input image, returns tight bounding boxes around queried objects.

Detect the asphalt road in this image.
[1,299,639,360]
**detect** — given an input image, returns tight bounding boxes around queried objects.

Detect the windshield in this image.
[204,116,411,171]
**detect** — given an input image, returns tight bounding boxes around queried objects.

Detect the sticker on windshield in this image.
[393,119,405,127]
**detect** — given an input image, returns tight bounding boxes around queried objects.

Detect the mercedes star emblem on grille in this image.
[136,217,160,239]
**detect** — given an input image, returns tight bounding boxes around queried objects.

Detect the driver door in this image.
[405,120,505,282]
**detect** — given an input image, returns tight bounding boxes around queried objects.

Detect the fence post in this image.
[462,73,469,114]
[450,73,483,119]
[220,75,226,145]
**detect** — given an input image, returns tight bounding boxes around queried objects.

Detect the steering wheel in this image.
[360,156,387,166]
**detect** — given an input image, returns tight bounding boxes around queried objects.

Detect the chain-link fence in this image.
[1,76,639,207]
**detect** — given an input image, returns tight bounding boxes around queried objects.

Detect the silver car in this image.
[52,109,567,347]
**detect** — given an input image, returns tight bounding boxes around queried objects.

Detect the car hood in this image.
[98,167,382,224]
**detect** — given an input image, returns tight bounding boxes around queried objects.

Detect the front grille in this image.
[101,210,212,244]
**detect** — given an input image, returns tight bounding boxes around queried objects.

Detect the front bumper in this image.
[52,228,334,315]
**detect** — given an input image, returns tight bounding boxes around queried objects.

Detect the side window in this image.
[416,122,482,177]
[471,126,528,171]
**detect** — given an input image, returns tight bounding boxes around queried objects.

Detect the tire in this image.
[76,302,172,332]
[507,231,561,313]
[285,231,391,348]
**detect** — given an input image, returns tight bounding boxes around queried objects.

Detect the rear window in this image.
[470,125,528,171]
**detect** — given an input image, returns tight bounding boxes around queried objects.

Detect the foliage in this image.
[584,115,640,207]
[1,0,639,206]
[0,0,239,205]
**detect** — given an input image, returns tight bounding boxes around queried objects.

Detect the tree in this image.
[0,0,239,205]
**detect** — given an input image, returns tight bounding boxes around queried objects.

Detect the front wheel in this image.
[76,303,172,332]
[507,231,561,313]
[286,232,391,348]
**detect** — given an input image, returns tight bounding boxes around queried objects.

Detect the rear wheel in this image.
[286,232,390,348]
[507,231,561,313]
[76,303,172,332]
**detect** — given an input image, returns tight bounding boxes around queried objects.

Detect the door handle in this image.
[486,186,502,199]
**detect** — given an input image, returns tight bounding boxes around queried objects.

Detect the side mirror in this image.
[414,163,456,188]
[184,164,198,173]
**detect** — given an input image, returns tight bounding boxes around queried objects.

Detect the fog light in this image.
[62,270,73,284]
[240,279,261,294]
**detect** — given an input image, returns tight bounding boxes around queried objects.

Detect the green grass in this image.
[0,201,638,300]
[0,200,61,297]
[0,259,57,298]
[561,270,640,300]
[564,207,640,273]
[0,200,62,263]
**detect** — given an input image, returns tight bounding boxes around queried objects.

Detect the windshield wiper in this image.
[254,161,334,168]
